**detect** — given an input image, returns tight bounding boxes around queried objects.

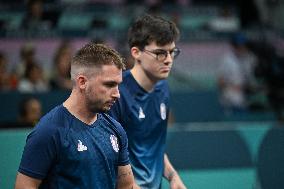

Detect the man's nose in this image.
[164,52,173,63]
[112,86,120,99]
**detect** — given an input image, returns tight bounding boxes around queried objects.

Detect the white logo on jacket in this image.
[77,140,88,152]
[110,135,119,152]
[160,103,167,120]
[138,107,145,119]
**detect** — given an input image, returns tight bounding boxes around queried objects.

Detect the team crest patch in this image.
[160,103,167,120]
[110,135,119,152]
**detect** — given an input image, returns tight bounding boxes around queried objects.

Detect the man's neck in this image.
[63,91,98,125]
[130,66,158,92]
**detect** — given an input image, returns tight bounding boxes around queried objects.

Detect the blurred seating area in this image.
[0,0,256,39]
[1,1,284,189]
[1,0,284,37]
[1,0,284,126]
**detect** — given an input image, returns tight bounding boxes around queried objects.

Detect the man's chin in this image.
[94,103,114,113]
[90,108,108,114]
[102,106,112,112]
[158,72,170,79]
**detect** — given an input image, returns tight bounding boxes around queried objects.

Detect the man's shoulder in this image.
[101,113,125,135]
[118,71,135,96]
[26,105,68,144]
[156,80,169,88]
[40,105,65,121]
[122,69,131,78]
[36,105,67,131]
[120,70,133,86]
[155,80,170,93]
[101,113,122,127]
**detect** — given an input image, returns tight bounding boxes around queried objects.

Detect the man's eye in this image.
[105,83,116,87]
[154,51,167,56]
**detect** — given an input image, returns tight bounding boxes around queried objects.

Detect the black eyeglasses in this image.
[143,47,181,61]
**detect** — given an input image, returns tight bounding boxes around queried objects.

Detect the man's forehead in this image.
[99,64,121,72]
[147,41,176,49]
[97,65,122,77]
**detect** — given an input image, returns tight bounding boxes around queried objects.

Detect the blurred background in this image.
[1,0,284,188]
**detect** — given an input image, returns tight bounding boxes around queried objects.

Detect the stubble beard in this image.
[86,96,112,113]
[85,91,104,113]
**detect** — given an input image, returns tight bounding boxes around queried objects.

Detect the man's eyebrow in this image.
[104,80,121,85]
[153,47,176,51]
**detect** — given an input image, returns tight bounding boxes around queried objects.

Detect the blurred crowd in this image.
[1,0,284,125]
[0,40,73,92]
[1,0,284,35]
[217,32,284,122]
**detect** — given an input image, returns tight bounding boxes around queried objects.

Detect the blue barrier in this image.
[0,90,276,124]
[0,123,275,189]
[257,127,284,189]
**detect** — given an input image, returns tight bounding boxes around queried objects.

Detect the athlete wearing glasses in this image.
[109,14,187,189]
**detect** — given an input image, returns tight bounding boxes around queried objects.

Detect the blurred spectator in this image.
[251,40,284,122]
[218,34,259,114]
[20,0,53,31]
[15,43,37,78]
[0,52,12,91]
[207,6,240,32]
[0,51,19,91]
[15,42,50,82]
[18,97,42,127]
[18,63,49,93]
[49,41,73,90]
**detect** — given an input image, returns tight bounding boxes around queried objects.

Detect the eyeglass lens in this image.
[154,48,180,61]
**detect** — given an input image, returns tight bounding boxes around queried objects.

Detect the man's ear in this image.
[130,47,142,62]
[77,74,87,90]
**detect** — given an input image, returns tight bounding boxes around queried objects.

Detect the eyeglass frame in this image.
[142,47,181,61]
